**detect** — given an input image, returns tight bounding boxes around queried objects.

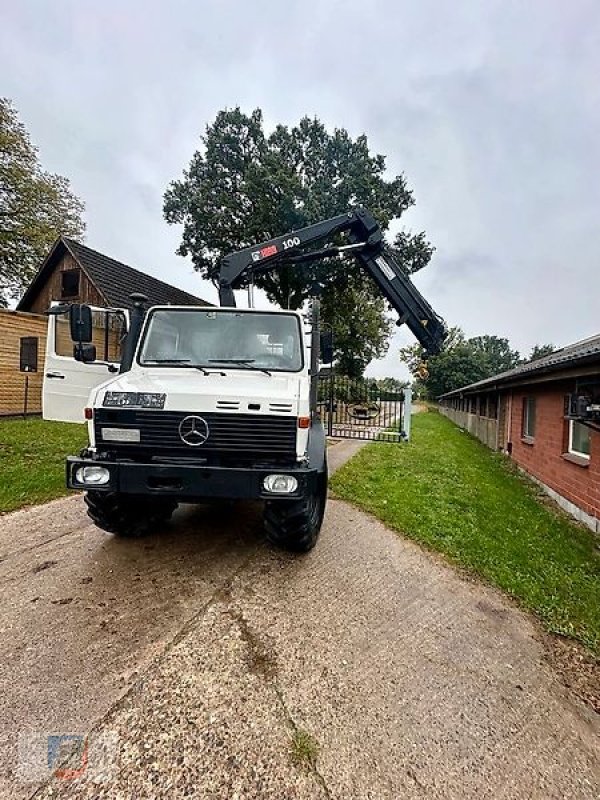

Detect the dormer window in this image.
[61,269,80,298]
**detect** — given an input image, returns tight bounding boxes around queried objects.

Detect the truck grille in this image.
[94,409,297,459]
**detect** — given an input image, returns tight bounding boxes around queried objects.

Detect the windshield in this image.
[138,309,304,372]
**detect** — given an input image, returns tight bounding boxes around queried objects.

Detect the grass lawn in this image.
[0,417,87,514]
[331,410,600,655]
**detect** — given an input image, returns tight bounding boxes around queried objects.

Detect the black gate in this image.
[318,374,406,442]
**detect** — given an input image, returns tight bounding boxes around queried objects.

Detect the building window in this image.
[568,420,590,459]
[19,337,38,372]
[61,269,80,298]
[522,397,536,439]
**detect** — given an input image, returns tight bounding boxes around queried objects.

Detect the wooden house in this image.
[0,237,208,416]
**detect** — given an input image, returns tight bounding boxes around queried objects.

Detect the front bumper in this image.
[66,456,318,501]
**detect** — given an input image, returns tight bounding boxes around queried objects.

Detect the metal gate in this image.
[318,374,411,442]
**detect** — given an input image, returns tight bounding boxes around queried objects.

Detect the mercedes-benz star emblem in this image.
[178,415,210,447]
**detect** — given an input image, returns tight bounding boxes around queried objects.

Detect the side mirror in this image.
[319,331,334,364]
[69,304,93,343]
[73,343,97,363]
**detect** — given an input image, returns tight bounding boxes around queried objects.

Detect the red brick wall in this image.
[508,382,599,521]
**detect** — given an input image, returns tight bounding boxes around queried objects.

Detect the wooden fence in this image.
[439,406,499,450]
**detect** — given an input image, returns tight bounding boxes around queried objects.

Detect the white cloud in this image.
[2,0,599,379]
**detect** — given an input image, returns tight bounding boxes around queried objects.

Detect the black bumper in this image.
[66,456,319,501]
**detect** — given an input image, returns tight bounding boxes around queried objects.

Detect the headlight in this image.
[103,392,166,408]
[263,474,299,494]
[75,465,110,485]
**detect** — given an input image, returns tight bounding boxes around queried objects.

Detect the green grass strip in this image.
[0,418,87,514]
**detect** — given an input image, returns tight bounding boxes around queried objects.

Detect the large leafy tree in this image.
[0,98,85,305]
[467,335,521,374]
[376,376,409,393]
[528,343,555,361]
[424,343,489,398]
[164,108,434,377]
[400,328,523,398]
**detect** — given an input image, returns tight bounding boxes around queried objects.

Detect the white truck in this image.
[43,208,445,551]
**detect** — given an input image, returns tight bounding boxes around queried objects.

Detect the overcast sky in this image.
[2,0,599,378]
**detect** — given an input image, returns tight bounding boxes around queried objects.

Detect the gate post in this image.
[327,372,334,437]
[403,388,413,441]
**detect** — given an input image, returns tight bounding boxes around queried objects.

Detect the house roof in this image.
[17,237,210,311]
[440,333,600,398]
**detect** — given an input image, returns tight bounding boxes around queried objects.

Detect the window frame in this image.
[19,336,38,372]
[522,396,536,440]
[568,419,591,460]
[60,269,81,298]
[136,307,306,374]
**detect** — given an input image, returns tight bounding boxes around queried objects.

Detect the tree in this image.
[399,326,465,378]
[320,276,393,378]
[528,343,555,361]
[164,107,434,375]
[467,335,521,374]
[376,376,409,393]
[400,327,522,398]
[424,343,489,398]
[0,98,85,305]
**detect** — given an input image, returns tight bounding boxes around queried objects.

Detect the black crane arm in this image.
[218,207,446,356]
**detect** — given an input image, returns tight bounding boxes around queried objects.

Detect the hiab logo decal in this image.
[178,415,210,446]
[251,244,278,261]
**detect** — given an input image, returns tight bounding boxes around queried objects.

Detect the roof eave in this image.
[440,354,600,398]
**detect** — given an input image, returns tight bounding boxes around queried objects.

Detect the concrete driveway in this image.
[0,440,597,799]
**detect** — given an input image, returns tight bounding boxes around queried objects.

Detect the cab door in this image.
[43,305,128,423]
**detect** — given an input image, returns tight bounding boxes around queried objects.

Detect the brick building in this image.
[439,335,600,533]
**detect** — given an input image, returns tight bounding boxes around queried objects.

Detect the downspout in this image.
[506,391,514,456]
[495,390,500,450]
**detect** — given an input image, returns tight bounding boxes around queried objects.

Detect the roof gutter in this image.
[440,355,600,399]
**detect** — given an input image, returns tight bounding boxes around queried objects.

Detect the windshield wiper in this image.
[208,359,272,376]
[144,359,216,376]
[144,359,192,364]
[147,360,235,376]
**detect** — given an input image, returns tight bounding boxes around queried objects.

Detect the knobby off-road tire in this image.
[263,468,328,553]
[84,491,177,538]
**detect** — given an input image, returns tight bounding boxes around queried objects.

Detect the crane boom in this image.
[218,207,446,356]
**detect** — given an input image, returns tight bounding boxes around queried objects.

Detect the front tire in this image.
[263,468,327,553]
[84,491,177,538]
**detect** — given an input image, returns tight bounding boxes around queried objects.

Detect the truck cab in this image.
[44,301,328,552]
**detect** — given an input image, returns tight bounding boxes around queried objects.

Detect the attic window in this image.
[61,269,80,298]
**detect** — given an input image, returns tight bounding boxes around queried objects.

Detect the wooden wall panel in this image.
[0,311,48,416]
[26,252,106,315]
